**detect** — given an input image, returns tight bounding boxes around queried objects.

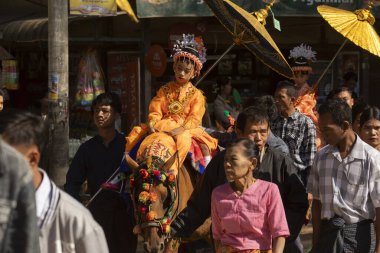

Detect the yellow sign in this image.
[70,0,117,16]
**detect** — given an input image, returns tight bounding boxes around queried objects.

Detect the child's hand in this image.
[170,126,185,136]
[148,125,156,133]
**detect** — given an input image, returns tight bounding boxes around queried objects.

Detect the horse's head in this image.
[126,149,178,253]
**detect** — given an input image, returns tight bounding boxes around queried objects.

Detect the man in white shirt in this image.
[0,110,109,253]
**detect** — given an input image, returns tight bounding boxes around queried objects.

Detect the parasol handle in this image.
[195,43,236,87]
[311,39,348,93]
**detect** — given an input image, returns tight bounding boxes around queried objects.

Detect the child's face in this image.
[173,61,195,85]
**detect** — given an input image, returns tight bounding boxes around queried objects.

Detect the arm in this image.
[311,199,322,247]
[211,190,223,252]
[182,90,206,130]
[267,185,290,249]
[171,151,226,238]
[214,240,223,253]
[282,155,308,242]
[148,87,165,128]
[76,225,110,253]
[273,237,286,253]
[213,98,229,129]
[369,156,380,252]
[64,145,87,201]
[13,173,40,253]
[301,120,317,172]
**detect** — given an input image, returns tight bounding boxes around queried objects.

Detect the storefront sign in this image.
[70,0,117,16]
[137,0,378,17]
[145,45,167,77]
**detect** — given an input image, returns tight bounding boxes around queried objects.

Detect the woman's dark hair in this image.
[0,110,47,153]
[0,89,5,97]
[216,76,231,93]
[227,138,260,161]
[236,107,269,133]
[360,106,380,128]
[318,99,352,125]
[352,100,369,124]
[91,92,122,114]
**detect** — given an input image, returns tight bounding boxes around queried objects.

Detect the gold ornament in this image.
[168,101,183,114]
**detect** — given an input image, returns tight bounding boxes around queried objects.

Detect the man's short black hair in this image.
[318,99,352,125]
[244,95,277,122]
[276,80,297,98]
[91,92,122,114]
[327,86,353,100]
[0,110,47,153]
[236,107,269,133]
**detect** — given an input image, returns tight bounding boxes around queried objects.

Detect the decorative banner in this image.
[137,0,379,17]
[2,60,19,90]
[70,0,117,16]
[145,45,167,77]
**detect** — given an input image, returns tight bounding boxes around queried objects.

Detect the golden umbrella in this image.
[307,1,380,92]
[195,0,293,86]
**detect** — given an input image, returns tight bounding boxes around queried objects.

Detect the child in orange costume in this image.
[125,34,217,168]
[289,44,323,150]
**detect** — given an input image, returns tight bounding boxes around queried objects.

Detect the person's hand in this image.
[148,122,156,133]
[170,126,185,136]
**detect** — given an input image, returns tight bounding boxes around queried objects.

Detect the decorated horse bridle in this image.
[129,155,178,237]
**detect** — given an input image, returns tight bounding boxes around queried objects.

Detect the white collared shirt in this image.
[35,169,52,228]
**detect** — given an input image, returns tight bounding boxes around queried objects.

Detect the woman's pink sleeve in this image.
[211,191,223,240]
[267,184,290,238]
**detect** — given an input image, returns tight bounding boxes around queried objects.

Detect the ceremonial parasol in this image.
[195,0,293,86]
[308,1,380,93]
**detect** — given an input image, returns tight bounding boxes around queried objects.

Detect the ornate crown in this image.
[172,34,207,76]
[289,44,317,72]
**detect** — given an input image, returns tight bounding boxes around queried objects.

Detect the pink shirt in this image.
[211,179,290,250]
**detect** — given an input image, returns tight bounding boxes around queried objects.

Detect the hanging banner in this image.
[137,0,375,17]
[70,0,117,16]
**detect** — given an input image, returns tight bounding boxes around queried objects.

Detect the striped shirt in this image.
[271,110,317,171]
[307,136,380,224]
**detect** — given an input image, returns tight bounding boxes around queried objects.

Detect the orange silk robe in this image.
[295,84,323,150]
[126,81,218,166]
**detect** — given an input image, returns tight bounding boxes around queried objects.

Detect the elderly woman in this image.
[360,106,380,151]
[211,139,289,253]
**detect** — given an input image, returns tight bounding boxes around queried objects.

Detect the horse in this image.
[125,132,211,253]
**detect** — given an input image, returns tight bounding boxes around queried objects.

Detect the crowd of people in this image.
[1,36,380,253]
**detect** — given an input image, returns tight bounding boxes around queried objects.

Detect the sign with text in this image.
[70,0,117,16]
